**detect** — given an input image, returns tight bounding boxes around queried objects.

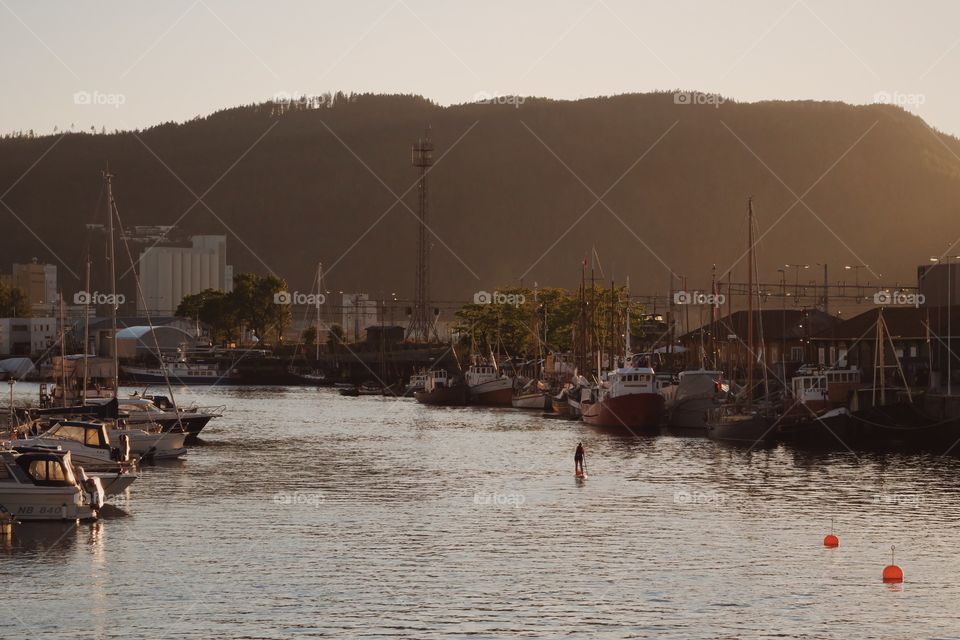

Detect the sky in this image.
[2,0,960,136]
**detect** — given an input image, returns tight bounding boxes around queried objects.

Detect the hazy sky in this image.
[3,0,960,135]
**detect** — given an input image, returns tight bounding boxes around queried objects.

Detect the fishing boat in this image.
[511,378,551,410]
[580,367,664,430]
[465,357,513,406]
[0,449,103,521]
[551,387,572,416]
[414,370,469,406]
[403,371,428,397]
[775,366,861,445]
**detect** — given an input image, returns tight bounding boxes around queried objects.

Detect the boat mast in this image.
[58,292,66,407]
[625,276,631,361]
[81,256,90,403]
[746,197,754,409]
[105,168,119,399]
[316,261,322,362]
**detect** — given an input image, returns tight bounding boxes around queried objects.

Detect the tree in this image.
[301,325,317,348]
[0,284,30,317]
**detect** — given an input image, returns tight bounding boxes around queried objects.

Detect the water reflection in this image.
[1,521,81,557]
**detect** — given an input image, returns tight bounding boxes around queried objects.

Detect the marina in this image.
[4,383,960,637]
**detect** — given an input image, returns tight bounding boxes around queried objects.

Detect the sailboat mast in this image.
[82,256,90,403]
[747,197,754,409]
[105,169,119,399]
[316,261,322,362]
[58,292,66,407]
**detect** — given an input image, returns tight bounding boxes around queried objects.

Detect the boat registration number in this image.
[16,506,64,516]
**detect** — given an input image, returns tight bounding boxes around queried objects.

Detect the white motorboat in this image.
[0,449,103,521]
[110,423,188,460]
[90,395,222,438]
[14,420,133,470]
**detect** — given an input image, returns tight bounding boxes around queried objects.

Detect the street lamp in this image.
[784,264,809,303]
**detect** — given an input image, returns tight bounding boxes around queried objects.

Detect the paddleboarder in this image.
[574,442,585,477]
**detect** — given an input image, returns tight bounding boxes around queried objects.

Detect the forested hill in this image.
[3,91,960,301]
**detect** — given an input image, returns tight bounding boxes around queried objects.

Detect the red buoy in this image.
[883,546,904,583]
[823,517,839,547]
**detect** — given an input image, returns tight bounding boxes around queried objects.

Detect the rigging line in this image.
[111,195,185,433]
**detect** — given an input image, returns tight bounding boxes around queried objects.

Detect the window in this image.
[790,347,804,362]
[85,429,100,446]
[829,347,836,365]
[818,348,826,365]
[910,345,918,358]
[28,460,67,483]
[53,425,87,444]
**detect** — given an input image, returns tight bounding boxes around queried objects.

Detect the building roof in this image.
[681,309,839,343]
[814,306,960,341]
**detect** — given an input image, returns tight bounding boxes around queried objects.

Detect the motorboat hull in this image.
[111,429,187,460]
[0,486,94,521]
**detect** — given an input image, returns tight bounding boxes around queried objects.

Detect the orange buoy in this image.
[883,545,904,583]
[823,517,839,547]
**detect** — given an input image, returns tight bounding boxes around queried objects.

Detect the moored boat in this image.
[581,367,664,430]
[0,449,103,521]
[414,370,470,406]
[465,359,512,406]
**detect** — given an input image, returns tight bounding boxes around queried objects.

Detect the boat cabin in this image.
[605,367,658,396]
[791,367,861,406]
[13,450,79,487]
[424,369,451,392]
[42,421,112,450]
[466,364,503,387]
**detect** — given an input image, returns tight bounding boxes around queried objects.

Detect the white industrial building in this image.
[137,235,233,314]
[0,317,57,356]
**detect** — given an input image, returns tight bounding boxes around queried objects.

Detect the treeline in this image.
[174,273,288,345]
[0,283,29,317]
[453,285,647,357]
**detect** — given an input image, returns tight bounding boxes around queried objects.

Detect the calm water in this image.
[3,383,960,638]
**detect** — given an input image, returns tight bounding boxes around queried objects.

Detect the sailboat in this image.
[707,197,779,444]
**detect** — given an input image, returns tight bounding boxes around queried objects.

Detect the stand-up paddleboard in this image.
[575,471,587,480]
